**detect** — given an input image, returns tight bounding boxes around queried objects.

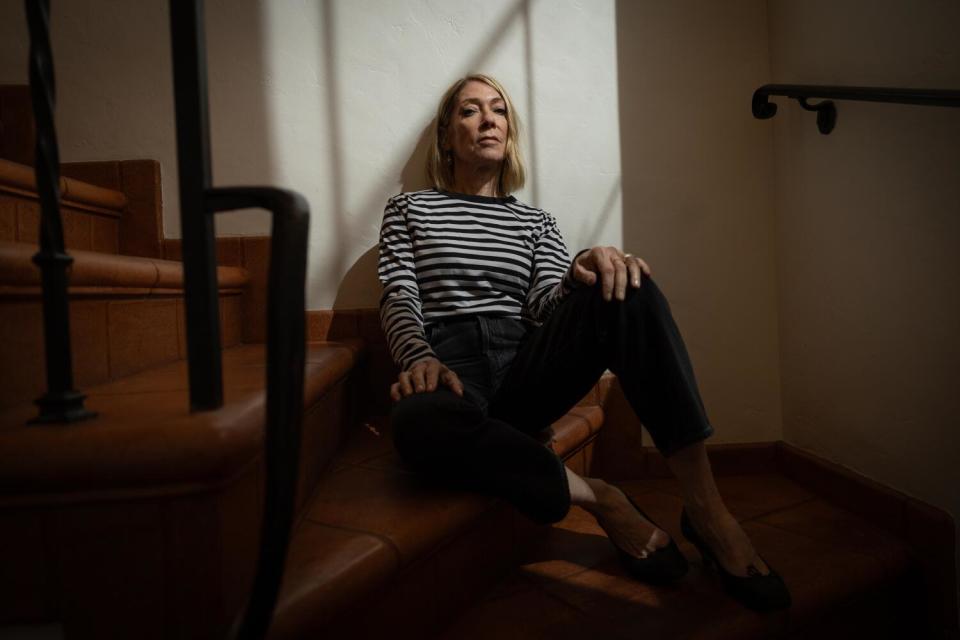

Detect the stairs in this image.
[0,94,956,636]
[0,149,613,637]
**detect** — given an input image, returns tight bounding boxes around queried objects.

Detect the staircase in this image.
[1,81,957,637]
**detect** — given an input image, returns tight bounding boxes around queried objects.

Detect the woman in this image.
[377,74,790,611]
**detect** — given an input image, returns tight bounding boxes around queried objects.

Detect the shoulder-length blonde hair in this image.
[426,74,526,197]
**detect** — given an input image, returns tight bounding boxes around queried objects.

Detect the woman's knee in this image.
[621,275,670,318]
[389,389,483,463]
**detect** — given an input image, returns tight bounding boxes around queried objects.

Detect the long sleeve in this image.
[378,195,437,370]
[524,212,584,323]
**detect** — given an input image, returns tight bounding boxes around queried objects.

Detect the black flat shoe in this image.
[680,508,791,612]
[605,490,688,584]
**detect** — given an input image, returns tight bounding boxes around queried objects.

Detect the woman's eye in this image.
[495,107,507,115]
[461,108,478,116]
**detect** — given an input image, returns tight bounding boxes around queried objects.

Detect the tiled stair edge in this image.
[0,239,248,292]
[0,157,127,213]
[0,340,366,636]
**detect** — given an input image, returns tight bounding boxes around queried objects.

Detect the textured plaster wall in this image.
[0,0,622,310]
[615,0,783,445]
[768,0,960,613]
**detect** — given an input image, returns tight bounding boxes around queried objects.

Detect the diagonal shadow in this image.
[324,0,540,308]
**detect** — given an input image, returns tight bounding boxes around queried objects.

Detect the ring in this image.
[623,253,634,259]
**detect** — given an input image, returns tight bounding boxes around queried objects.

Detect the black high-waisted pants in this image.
[390,277,714,525]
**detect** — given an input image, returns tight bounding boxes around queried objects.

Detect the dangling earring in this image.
[446,150,454,165]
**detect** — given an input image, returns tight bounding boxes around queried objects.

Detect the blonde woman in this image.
[377,74,790,611]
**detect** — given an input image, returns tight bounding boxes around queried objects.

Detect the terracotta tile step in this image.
[268,395,608,639]
[0,240,251,410]
[0,339,367,636]
[439,474,925,639]
[0,341,362,503]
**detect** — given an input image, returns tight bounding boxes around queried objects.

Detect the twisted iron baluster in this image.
[25,0,95,424]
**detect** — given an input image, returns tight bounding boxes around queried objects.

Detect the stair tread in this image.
[438,474,918,639]
[270,405,604,638]
[0,340,362,499]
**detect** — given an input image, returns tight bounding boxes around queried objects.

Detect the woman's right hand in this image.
[390,356,464,401]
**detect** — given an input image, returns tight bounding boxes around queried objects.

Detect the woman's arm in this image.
[524,211,581,322]
[377,195,437,370]
[524,211,653,321]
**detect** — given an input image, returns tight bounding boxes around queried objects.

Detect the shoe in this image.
[680,507,791,612]
[605,490,688,584]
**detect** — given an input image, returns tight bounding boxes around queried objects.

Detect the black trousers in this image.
[390,277,714,524]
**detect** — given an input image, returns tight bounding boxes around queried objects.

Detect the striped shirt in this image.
[378,188,580,370]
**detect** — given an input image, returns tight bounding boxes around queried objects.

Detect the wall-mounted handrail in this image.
[752,84,960,134]
[24,0,96,424]
[170,1,310,638]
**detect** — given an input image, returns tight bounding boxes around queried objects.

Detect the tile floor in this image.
[437,474,920,639]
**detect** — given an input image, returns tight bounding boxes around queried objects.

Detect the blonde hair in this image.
[426,74,526,197]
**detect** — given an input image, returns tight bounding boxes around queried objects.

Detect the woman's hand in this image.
[572,246,652,302]
[390,356,464,401]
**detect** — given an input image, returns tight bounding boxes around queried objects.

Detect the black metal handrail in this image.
[24,0,96,425]
[752,84,960,134]
[170,1,310,638]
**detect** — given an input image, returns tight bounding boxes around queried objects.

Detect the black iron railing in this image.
[27,0,309,636]
[24,0,96,424]
[169,2,309,639]
[752,84,960,134]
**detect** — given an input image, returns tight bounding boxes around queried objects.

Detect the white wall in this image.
[616,0,782,445]
[768,0,960,620]
[0,0,622,310]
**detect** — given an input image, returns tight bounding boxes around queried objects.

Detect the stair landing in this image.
[438,473,922,639]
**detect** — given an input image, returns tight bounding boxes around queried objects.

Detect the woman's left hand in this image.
[572,246,652,301]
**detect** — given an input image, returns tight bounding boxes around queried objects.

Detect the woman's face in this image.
[444,80,508,171]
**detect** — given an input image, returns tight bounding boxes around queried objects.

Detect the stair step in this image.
[268,399,607,639]
[438,474,921,639]
[0,340,364,636]
[0,240,249,411]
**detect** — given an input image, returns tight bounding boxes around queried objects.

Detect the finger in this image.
[425,359,440,391]
[637,257,652,276]
[598,250,617,301]
[398,371,414,396]
[573,261,597,286]
[626,258,642,288]
[573,253,597,286]
[390,382,401,402]
[410,366,427,393]
[441,368,464,396]
[614,256,628,300]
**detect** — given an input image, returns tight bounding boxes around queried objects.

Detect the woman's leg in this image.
[491,279,768,574]
[390,318,572,525]
[664,439,769,575]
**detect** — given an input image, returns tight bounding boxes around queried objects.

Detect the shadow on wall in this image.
[324,0,539,313]
[208,0,277,235]
[330,121,434,311]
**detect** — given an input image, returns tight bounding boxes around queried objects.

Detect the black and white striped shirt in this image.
[378,188,580,370]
